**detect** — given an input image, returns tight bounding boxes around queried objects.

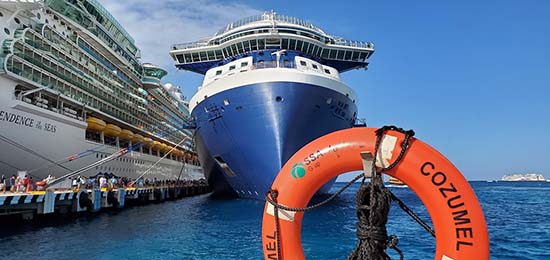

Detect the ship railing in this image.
[172,39,211,50]
[332,39,375,49]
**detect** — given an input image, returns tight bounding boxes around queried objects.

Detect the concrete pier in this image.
[0,184,211,219]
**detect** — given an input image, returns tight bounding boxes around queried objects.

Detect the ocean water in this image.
[0,181,549,259]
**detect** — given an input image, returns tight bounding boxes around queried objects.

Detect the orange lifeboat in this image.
[143,137,153,148]
[132,134,144,144]
[86,117,106,132]
[262,127,489,260]
[160,143,170,153]
[151,141,162,151]
[119,129,134,140]
[103,124,121,137]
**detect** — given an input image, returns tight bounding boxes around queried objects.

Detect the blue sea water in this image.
[0,181,549,259]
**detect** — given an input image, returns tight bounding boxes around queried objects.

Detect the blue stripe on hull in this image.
[192,81,358,199]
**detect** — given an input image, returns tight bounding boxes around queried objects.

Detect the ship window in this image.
[258,39,265,49]
[337,50,345,60]
[237,42,244,53]
[215,70,222,75]
[250,39,258,50]
[321,49,329,59]
[230,44,237,55]
[0,12,3,17]
[329,49,337,59]
[243,41,251,52]
[359,52,368,61]
[223,99,230,106]
[352,51,360,61]
[241,61,248,67]
[324,69,331,74]
[176,54,184,63]
[300,60,307,66]
[308,43,315,54]
[289,39,296,50]
[3,28,9,35]
[312,45,319,55]
[312,64,318,69]
[296,41,304,52]
[345,51,352,60]
[14,17,20,24]
[281,38,289,49]
[206,51,215,60]
[215,50,223,59]
[192,52,199,62]
[229,65,236,70]
[199,52,207,61]
[302,42,310,53]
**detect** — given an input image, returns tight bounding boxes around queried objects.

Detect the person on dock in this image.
[1,175,6,193]
[15,175,22,193]
[99,175,107,189]
[26,176,33,192]
[9,175,15,192]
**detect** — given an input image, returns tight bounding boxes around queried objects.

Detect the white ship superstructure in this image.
[0,0,202,181]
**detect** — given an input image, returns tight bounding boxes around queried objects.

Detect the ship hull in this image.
[192,80,357,199]
[0,78,201,182]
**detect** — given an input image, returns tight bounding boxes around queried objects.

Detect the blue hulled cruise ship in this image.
[170,12,374,199]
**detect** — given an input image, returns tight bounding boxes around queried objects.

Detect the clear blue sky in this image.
[102,0,550,181]
[239,0,550,181]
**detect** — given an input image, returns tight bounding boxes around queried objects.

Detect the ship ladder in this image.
[262,126,489,260]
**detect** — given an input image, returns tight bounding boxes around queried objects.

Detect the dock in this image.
[0,183,211,220]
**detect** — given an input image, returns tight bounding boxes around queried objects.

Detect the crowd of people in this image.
[0,174,35,193]
[0,173,207,194]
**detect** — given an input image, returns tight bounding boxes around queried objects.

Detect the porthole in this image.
[45,19,49,24]
[223,99,230,106]
[0,12,3,17]
[326,98,332,104]
[36,13,41,19]
[275,96,283,102]
[3,28,9,35]
[14,17,20,24]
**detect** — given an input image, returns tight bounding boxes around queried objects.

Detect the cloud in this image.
[96,0,260,75]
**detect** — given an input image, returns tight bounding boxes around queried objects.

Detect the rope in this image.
[347,181,392,260]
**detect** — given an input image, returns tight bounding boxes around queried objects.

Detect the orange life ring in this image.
[262,127,489,260]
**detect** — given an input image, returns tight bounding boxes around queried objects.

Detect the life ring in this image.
[262,127,489,260]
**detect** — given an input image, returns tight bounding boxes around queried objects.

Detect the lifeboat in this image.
[143,138,153,148]
[132,134,144,144]
[160,143,169,153]
[103,124,121,137]
[119,129,134,140]
[151,141,162,151]
[86,117,106,132]
[164,144,174,153]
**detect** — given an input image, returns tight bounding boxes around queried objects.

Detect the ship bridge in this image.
[170,11,374,74]
[141,63,167,89]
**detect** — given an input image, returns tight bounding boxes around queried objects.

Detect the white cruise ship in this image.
[0,0,203,182]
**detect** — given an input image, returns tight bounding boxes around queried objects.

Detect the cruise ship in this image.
[0,0,203,183]
[170,12,373,199]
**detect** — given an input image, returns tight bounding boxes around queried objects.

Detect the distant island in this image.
[501,173,546,182]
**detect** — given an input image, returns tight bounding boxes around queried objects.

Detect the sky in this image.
[98,0,550,181]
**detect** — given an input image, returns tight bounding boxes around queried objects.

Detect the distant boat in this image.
[501,173,546,182]
[388,177,406,186]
